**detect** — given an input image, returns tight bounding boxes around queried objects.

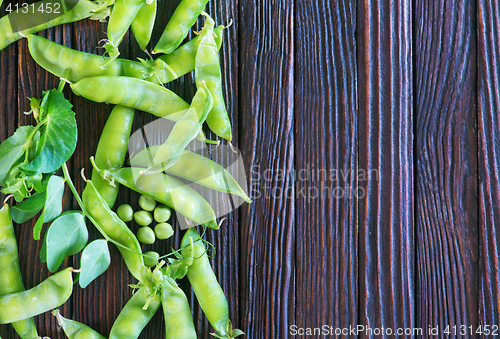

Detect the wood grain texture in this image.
[295,0,358,334]
[415,0,479,337]
[4,1,500,338]
[478,0,500,334]
[238,0,295,338]
[357,0,414,338]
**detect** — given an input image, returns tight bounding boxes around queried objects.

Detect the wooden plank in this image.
[357,0,414,337]
[478,0,500,334]
[415,0,479,336]
[295,0,358,335]
[238,0,295,338]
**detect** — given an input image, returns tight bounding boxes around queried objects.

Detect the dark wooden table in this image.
[1,0,500,338]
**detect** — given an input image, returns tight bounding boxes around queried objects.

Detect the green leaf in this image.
[11,192,46,223]
[22,90,77,174]
[40,230,48,263]
[0,126,34,185]
[79,239,111,288]
[43,175,65,223]
[33,211,45,240]
[46,211,88,273]
[231,329,245,338]
[26,173,44,193]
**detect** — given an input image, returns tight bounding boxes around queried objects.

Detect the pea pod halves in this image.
[0,204,39,339]
[91,157,218,229]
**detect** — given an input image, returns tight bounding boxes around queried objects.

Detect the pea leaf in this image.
[46,211,88,273]
[0,126,34,185]
[33,210,45,240]
[79,239,111,288]
[43,175,65,223]
[40,230,48,263]
[22,90,77,174]
[11,191,45,223]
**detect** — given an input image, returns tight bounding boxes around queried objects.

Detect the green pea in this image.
[155,223,174,240]
[139,195,157,211]
[154,205,171,223]
[143,251,159,267]
[134,211,153,227]
[137,227,155,244]
[117,204,134,222]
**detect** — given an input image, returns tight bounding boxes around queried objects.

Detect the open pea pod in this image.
[91,157,218,229]
[129,147,251,203]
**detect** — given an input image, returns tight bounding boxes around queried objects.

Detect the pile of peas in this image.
[117,196,175,267]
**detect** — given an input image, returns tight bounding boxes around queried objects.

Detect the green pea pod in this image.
[152,82,214,170]
[154,0,210,54]
[181,228,242,337]
[161,276,197,339]
[109,287,161,339]
[82,180,146,281]
[0,204,39,339]
[27,30,223,85]
[70,76,189,120]
[195,13,232,141]
[91,158,218,229]
[103,0,146,65]
[155,24,224,83]
[0,0,104,51]
[27,35,160,83]
[130,147,251,203]
[92,105,135,208]
[131,0,156,50]
[52,309,106,339]
[0,267,73,324]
